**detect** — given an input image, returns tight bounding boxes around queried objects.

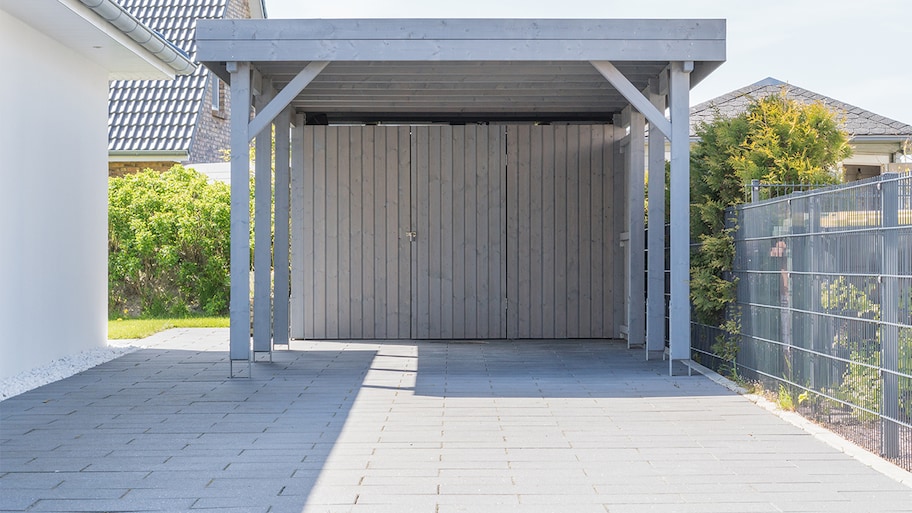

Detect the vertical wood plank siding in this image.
[296,124,618,340]
[506,125,617,339]
[300,126,410,339]
[413,126,507,339]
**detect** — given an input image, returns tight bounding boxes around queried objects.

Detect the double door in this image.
[295,124,618,340]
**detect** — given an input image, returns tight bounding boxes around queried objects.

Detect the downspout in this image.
[77,0,196,75]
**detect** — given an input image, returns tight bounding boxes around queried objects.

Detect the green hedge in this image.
[108,165,231,317]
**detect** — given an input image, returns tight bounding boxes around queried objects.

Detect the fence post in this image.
[780,200,792,360]
[881,173,900,458]
[751,179,760,203]
[808,195,823,393]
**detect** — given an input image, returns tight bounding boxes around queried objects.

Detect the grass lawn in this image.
[108,317,229,339]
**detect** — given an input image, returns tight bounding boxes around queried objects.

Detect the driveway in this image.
[1,329,910,512]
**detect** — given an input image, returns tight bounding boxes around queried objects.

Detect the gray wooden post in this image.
[627,108,646,348]
[646,79,667,357]
[881,172,900,457]
[252,90,273,357]
[289,113,306,340]
[611,120,628,338]
[228,61,252,375]
[668,61,692,370]
[751,179,761,203]
[273,108,292,347]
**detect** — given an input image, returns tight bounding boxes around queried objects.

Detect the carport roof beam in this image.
[196,19,725,125]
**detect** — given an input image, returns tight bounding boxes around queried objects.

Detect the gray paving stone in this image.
[1,330,910,513]
[189,498,271,512]
[27,498,197,512]
[0,495,37,511]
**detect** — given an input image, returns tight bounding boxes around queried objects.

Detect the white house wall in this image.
[0,11,109,380]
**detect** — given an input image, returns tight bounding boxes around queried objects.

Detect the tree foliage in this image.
[108,166,232,317]
[729,95,852,187]
[690,92,852,333]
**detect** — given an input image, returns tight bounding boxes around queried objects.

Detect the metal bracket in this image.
[229,358,252,378]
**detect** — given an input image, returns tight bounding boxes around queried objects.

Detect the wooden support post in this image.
[228,61,252,375]
[668,61,692,372]
[290,113,306,340]
[611,119,628,338]
[252,88,274,357]
[626,107,646,348]
[273,108,292,347]
[646,79,667,357]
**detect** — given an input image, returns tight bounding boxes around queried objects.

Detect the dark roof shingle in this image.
[108,0,229,153]
[690,77,912,139]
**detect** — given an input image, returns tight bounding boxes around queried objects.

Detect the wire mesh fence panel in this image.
[693,172,912,471]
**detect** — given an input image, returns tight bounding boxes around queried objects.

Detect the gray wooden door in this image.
[295,124,618,340]
[506,125,620,339]
[411,126,508,339]
[299,126,411,339]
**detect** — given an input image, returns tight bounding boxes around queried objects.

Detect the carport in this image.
[194,18,726,374]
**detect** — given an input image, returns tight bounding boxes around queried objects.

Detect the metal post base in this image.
[646,349,664,361]
[229,358,252,378]
[668,358,694,377]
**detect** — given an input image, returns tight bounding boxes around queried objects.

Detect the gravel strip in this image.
[0,342,141,401]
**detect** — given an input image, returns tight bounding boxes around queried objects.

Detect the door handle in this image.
[406,231,417,242]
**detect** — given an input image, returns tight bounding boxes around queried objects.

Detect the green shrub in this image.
[108,165,231,317]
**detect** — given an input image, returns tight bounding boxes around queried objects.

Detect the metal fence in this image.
[742,179,833,203]
[692,172,912,471]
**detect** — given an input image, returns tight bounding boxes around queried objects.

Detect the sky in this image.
[263,0,912,126]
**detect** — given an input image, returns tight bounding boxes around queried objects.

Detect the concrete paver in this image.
[1,328,911,512]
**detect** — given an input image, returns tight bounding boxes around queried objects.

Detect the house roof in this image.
[108,0,261,155]
[690,77,912,140]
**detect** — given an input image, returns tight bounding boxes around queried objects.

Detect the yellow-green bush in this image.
[108,165,231,317]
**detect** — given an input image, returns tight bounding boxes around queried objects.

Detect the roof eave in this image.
[850,135,912,143]
[109,150,189,162]
[76,0,196,76]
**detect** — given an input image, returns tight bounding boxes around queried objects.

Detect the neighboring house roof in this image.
[108,0,263,156]
[690,77,912,140]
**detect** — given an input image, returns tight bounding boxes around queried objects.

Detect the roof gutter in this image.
[77,0,196,75]
[109,151,189,161]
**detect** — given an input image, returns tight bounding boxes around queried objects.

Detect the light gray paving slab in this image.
[1,330,911,513]
[27,498,197,512]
